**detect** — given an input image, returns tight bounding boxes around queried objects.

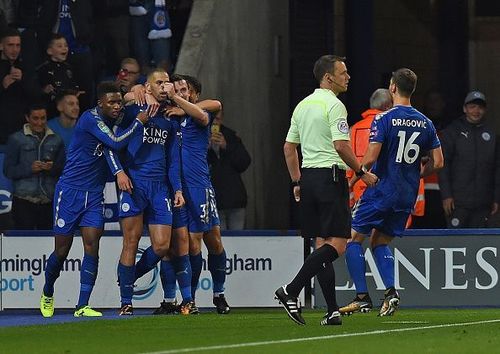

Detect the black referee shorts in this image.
[299,167,351,238]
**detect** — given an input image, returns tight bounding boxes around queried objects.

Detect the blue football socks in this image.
[77,254,98,308]
[118,262,135,306]
[160,260,177,301]
[173,255,193,302]
[190,253,203,299]
[43,252,65,297]
[345,242,368,294]
[208,250,227,294]
[373,244,395,289]
[135,246,161,281]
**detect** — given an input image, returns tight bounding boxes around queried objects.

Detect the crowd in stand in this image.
[0,0,195,230]
[0,0,255,233]
[0,0,192,138]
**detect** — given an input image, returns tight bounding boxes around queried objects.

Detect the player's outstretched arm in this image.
[196,99,222,114]
[86,114,146,151]
[173,95,209,125]
[164,83,209,126]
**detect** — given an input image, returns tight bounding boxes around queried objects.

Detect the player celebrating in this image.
[174,75,230,314]
[117,69,208,315]
[115,69,181,315]
[341,68,443,316]
[124,73,212,312]
[40,82,148,318]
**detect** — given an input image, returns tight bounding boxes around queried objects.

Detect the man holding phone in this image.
[3,103,65,229]
[208,109,251,230]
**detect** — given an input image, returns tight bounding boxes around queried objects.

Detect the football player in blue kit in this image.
[40,82,149,318]
[340,68,444,316]
[125,75,228,315]
[168,75,230,314]
[116,69,209,315]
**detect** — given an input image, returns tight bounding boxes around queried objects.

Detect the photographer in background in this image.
[3,103,65,230]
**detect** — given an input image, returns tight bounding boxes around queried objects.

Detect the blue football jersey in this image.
[58,107,142,192]
[362,105,441,212]
[177,113,214,188]
[117,104,181,191]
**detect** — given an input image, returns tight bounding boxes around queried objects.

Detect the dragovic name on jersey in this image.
[363,105,441,212]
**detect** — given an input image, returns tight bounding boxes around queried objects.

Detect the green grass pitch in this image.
[1,308,500,353]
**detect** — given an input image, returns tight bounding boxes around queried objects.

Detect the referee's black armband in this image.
[291,180,300,187]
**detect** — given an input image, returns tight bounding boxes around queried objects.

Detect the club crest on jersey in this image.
[143,126,168,145]
[337,120,349,134]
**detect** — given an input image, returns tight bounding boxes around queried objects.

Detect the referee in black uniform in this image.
[275,55,378,325]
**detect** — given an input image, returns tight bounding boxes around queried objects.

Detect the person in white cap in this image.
[438,91,500,228]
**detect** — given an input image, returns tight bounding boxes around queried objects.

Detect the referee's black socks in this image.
[317,261,338,313]
[287,243,339,297]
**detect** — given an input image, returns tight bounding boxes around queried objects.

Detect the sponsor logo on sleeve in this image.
[337,120,349,134]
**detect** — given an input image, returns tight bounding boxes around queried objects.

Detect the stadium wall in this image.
[315,229,500,309]
[0,231,304,310]
[175,0,291,229]
[1,230,500,310]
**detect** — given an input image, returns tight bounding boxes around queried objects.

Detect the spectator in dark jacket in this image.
[37,0,94,111]
[0,27,40,144]
[37,34,80,117]
[3,103,65,229]
[439,91,500,228]
[208,109,251,229]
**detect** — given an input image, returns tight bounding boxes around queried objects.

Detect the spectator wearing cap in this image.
[438,91,500,228]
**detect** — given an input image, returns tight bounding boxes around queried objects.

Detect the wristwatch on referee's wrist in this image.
[291,180,300,187]
[355,165,367,177]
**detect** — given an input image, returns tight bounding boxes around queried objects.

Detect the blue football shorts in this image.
[351,197,410,237]
[53,183,105,235]
[173,186,220,233]
[119,179,172,225]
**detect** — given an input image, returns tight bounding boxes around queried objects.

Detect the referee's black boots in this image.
[274,286,305,325]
